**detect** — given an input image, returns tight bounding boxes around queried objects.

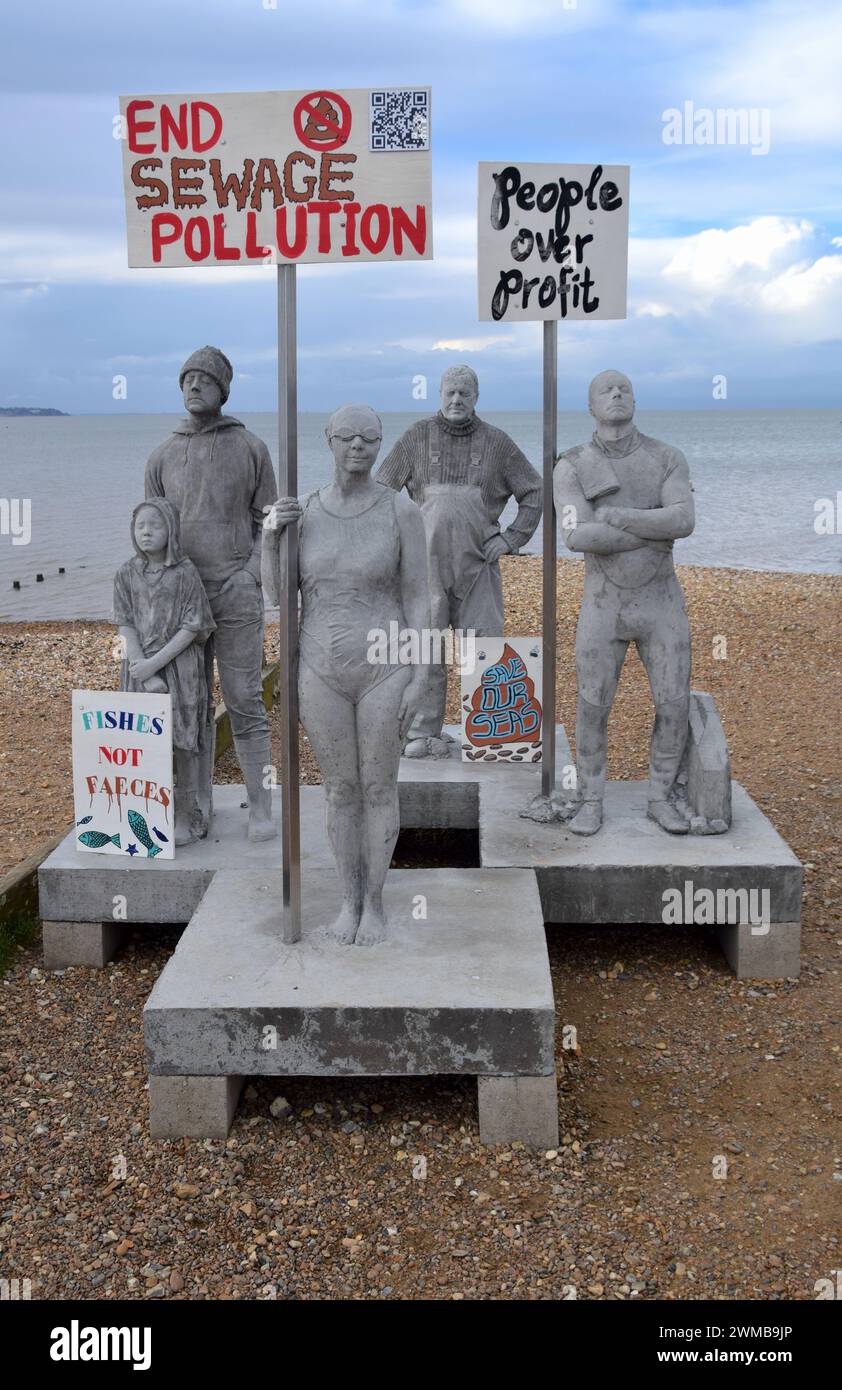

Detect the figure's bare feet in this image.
[569,800,603,836]
[403,737,428,759]
[355,903,388,946]
[329,902,361,945]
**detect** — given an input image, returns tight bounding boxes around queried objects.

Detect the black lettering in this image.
[490,166,521,230]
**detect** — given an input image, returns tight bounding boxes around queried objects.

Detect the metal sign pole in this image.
[541,318,558,800]
[276,263,301,943]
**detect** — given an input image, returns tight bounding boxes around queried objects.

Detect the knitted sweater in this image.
[375,412,542,553]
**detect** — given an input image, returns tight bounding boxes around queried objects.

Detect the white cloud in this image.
[642,1,842,145]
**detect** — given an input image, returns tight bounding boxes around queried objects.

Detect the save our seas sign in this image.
[477,162,629,321]
[72,691,174,860]
[119,88,432,267]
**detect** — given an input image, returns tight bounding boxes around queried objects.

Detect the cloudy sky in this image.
[2,0,841,412]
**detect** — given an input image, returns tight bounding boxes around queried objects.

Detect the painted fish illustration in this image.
[79,830,121,850]
[127,809,162,858]
[152,827,169,843]
[76,815,93,826]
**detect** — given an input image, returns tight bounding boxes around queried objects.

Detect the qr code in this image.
[369,89,429,152]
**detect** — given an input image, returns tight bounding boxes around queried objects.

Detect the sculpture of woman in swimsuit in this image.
[262,405,430,945]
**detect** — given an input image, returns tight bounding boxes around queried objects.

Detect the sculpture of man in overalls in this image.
[554,369,695,836]
[145,346,279,841]
[376,365,542,758]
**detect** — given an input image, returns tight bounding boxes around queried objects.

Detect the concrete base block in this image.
[477,1074,559,1149]
[42,919,123,970]
[145,867,555,1079]
[714,919,801,980]
[148,1073,243,1140]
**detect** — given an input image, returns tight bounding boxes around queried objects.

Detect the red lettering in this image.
[191,101,223,152]
[275,205,308,259]
[307,201,341,254]
[184,216,211,262]
[213,212,240,261]
[341,202,361,257]
[359,203,390,255]
[151,213,183,262]
[160,102,189,152]
[245,211,272,259]
[392,204,427,256]
[126,99,156,154]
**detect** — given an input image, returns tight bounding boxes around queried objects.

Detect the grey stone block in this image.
[477,1074,559,1149]
[482,779,802,933]
[42,919,124,970]
[684,690,732,825]
[148,1074,243,1140]
[714,919,801,981]
[397,723,572,829]
[144,867,555,1080]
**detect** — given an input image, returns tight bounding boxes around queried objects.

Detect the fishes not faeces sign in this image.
[72,691,174,859]
[119,88,433,267]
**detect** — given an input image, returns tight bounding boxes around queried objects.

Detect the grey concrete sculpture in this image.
[145,347,278,842]
[554,369,708,836]
[262,405,431,945]
[376,365,542,758]
[114,498,216,846]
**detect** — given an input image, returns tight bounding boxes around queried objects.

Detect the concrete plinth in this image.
[714,918,801,980]
[477,1074,559,1148]
[38,726,802,980]
[42,919,124,970]
[148,1074,243,1140]
[144,866,557,1143]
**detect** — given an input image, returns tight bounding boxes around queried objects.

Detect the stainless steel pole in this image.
[277,264,301,942]
[541,318,558,800]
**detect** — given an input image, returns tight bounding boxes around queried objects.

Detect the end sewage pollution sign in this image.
[477,161,629,322]
[119,88,432,267]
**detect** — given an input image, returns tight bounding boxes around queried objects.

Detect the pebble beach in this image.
[0,557,839,1300]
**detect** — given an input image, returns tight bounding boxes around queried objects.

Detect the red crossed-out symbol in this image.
[293,90,352,152]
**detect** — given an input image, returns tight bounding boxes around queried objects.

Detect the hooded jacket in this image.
[145,415,278,585]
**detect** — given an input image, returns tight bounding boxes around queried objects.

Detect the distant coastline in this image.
[0,407,68,417]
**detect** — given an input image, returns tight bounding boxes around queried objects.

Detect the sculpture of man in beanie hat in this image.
[145,346,278,841]
[376,364,542,757]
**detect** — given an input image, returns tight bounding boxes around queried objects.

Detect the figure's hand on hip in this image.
[483,533,509,563]
[263,499,302,533]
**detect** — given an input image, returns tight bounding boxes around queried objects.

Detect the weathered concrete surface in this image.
[477,1074,559,1148]
[42,919,124,970]
[397,724,573,829]
[148,1074,243,1140]
[482,778,802,936]
[714,919,801,980]
[145,867,555,1080]
[38,786,328,927]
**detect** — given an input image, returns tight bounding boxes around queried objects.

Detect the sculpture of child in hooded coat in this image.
[114,498,216,845]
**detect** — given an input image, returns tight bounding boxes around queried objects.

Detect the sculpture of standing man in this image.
[145,347,279,841]
[376,365,542,758]
[554,370,695,836]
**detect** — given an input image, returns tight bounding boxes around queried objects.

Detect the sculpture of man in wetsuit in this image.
[554,370,695,836]
[375,365,542,758]
[145,346,279,842]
